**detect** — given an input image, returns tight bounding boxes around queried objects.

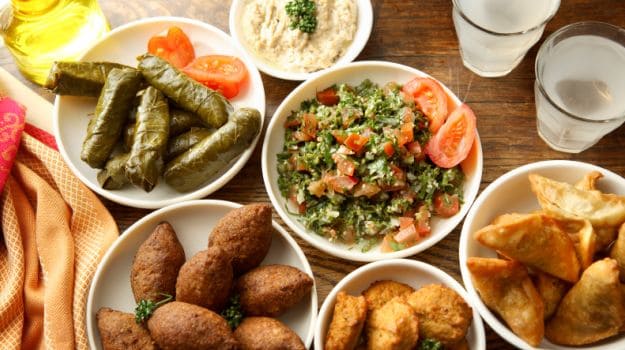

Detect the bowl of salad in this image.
[261,61,483,261]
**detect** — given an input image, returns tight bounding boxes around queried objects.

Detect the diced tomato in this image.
[284,118,301,128]
[344,133,369,152]
[182,55,248,99]
[390,164,406,181]
[415,205,431,236]
[433,193,460,217]
[307,180,326,197]
[288,191,306,214]
[324,175,359,193]
[148,26,195,69]
[333,154,356,176]
[316,87,340,106]
[292,131,314,142]
[399,216,414,229]
[381,234,396,253]
[395,223,417,243]
[383,141,395,157]
[402,77,449,133]
[331,130,347,144]
[405,141,425,161]
[426,104,477,168]
[301,113,317,139]
[288,154,307,172]
[353,182,381,198]
[399,122,414,146]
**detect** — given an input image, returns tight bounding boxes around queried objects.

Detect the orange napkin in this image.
[0,99,118,349]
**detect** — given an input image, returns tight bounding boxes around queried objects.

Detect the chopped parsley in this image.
[418,338,444,350]
[285,0,317,34]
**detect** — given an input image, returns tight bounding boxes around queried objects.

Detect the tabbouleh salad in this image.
[277,79,466,252]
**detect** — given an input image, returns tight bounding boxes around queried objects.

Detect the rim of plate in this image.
[459,160,625,350]
[228,0,374,81]
[86,199,318,349]
[53,16,265,209]
[261,60,483,262]
[314,259,486,350]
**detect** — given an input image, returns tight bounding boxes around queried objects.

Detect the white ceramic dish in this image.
[86,200,317,349]
[459,160,625,350]
[261,60,483,262]
[314,259,486,349]
[229,0,374,81]
[53,17,265,209]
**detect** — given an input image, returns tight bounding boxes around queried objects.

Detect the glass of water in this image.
[452,0,560,77]
[535,22,625,153]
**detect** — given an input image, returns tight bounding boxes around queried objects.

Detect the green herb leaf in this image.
[134,293,173,324]
[221,294,244,329]
[418,338,444,350]
[285,0,317,33]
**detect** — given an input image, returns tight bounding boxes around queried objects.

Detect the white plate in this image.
[261,61,483,262]
[229,0,373,81]
[53,17,265,209]
[314,259,486,349]
[86,200,317,349]
[459,160,625,350]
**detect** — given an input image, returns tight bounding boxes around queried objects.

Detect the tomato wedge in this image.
[317,87,340,106]
[433,193,460,217]
[402,77,449,133]
[148,26,195,69]
[426,104,477,168]
[182,55,248,99]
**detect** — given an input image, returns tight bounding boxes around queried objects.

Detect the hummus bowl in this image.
[229,0,374,81]
[261,61,483,262]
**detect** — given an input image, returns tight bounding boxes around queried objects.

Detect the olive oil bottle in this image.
[0,0,109,85]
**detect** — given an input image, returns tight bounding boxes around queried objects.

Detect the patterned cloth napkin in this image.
[0,96,118,349]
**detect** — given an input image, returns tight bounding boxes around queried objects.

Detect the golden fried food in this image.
[234,317,305,350]
[467,257,544,346]
[595,226,618,251]
[491,212,525,226]
[362,280,414,312]
[447,338,469,350]
[530,173,625,227]
[405,284,472,346]
[175,246,233,311]
[575,171,603,191]
[366,297,419,350]
[131,221,185,302]
[532,272,569,320]
[610,223,625,282]
[208,203,273,274]
[147,301,238,350]
[325,291,367,350]
[96,308,157,350]
[546,258,625,346]
[565,219,596,270]
[236,264,313,317]
[474,212,580,283]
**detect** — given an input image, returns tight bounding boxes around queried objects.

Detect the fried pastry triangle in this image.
[467,257,544,346]
[574,171,603,191]
[610,223,625,283]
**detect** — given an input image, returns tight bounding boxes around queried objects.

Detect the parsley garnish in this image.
[221,294,244,329]
[285,0,317,34]
[418,339,444,350]
[134,293,172,324]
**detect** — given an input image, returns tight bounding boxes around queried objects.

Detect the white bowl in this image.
[54,16,265,209]
[86,200,317,349]
[314,259,486,350]
[459,160,625,350]
[261,60,483,262]
[229,0,373,81]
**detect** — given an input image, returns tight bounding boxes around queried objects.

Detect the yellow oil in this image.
[0,0,110,85]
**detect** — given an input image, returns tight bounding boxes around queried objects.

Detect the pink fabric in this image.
[0,97,26,191]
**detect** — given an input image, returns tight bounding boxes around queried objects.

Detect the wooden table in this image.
[2,0,624,348]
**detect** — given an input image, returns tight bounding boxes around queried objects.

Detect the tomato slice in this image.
[426,104,476,168]
[317,87,340,106]
[383,141,395,157]
[433,193,460,217]
[182,55,248,99]
[402,77,449,133]
[147,26,195,69]
[344,133,369,152]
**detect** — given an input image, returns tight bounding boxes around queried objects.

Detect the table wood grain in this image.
[2,0,625,348]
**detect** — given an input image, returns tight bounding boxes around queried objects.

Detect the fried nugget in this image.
[362,280,414,312]
[467,257,544,346]
[405,284,472,346]
[234,317,305,350]
[96,307,157,350]
[610,223,625,282]
[325,292,367,350]
[546,258,625,346]
[532,272,569,320]
[366,297,419,350]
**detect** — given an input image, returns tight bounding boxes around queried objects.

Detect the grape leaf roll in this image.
[45,61,134,97]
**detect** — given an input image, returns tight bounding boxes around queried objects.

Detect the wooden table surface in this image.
[2,0,625,348]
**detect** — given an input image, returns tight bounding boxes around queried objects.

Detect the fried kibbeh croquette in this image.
[175,246,233,311]
[405,284,472,346]
[532,272,569,320]
[546,258,625,346]
[365,296,419,350]
[96,307,157,350]
[208,203,273,274]
[447,338,469,350]
[131,221,185,302]
[467,257,544,346]
[610,223,625,282]
[325,291,368,350]
[474,212,580,283]
[236,264,313,317]
[530,173,625,227]
[234,317,305,350]
[147,301,238,350]
[362,280,414,312]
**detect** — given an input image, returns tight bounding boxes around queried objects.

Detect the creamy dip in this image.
[241,0,358,73]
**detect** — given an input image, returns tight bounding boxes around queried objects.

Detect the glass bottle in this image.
[0,0,110,85]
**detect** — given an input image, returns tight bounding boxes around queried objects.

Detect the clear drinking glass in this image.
[535,22,625,153]
[452,0,560,77]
